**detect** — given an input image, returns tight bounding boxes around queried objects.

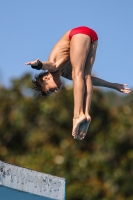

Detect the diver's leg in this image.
[70,34,91,139]
[78,40,98,140]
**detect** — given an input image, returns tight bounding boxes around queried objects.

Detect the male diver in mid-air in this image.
[25,26,131,140]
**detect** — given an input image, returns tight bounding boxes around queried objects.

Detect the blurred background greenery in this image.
[0,73,133,200]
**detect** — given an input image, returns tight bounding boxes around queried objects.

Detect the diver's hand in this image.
[25,58,40,66]
[114,83,131,94]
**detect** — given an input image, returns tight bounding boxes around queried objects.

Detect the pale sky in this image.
[0,0,133,90]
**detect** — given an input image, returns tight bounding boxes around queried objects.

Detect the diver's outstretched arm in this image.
[91,76,131,94]
[25,58,56,72]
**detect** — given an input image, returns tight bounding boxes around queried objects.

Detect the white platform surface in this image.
[0,161,66,200]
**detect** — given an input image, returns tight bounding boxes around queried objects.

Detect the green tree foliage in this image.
[0,73,133,200]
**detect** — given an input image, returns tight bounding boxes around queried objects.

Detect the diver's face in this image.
[42,73,62,95]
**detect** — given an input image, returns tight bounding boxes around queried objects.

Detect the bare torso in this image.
[48,30,71,70]
[60,61,72,80]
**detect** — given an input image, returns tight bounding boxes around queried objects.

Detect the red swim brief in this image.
[69,26,98,43]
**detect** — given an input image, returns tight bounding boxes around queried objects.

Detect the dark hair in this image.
[32,71,49,98]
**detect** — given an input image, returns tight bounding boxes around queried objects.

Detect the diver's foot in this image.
[72,114,86,139]
[78,117,91,140]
